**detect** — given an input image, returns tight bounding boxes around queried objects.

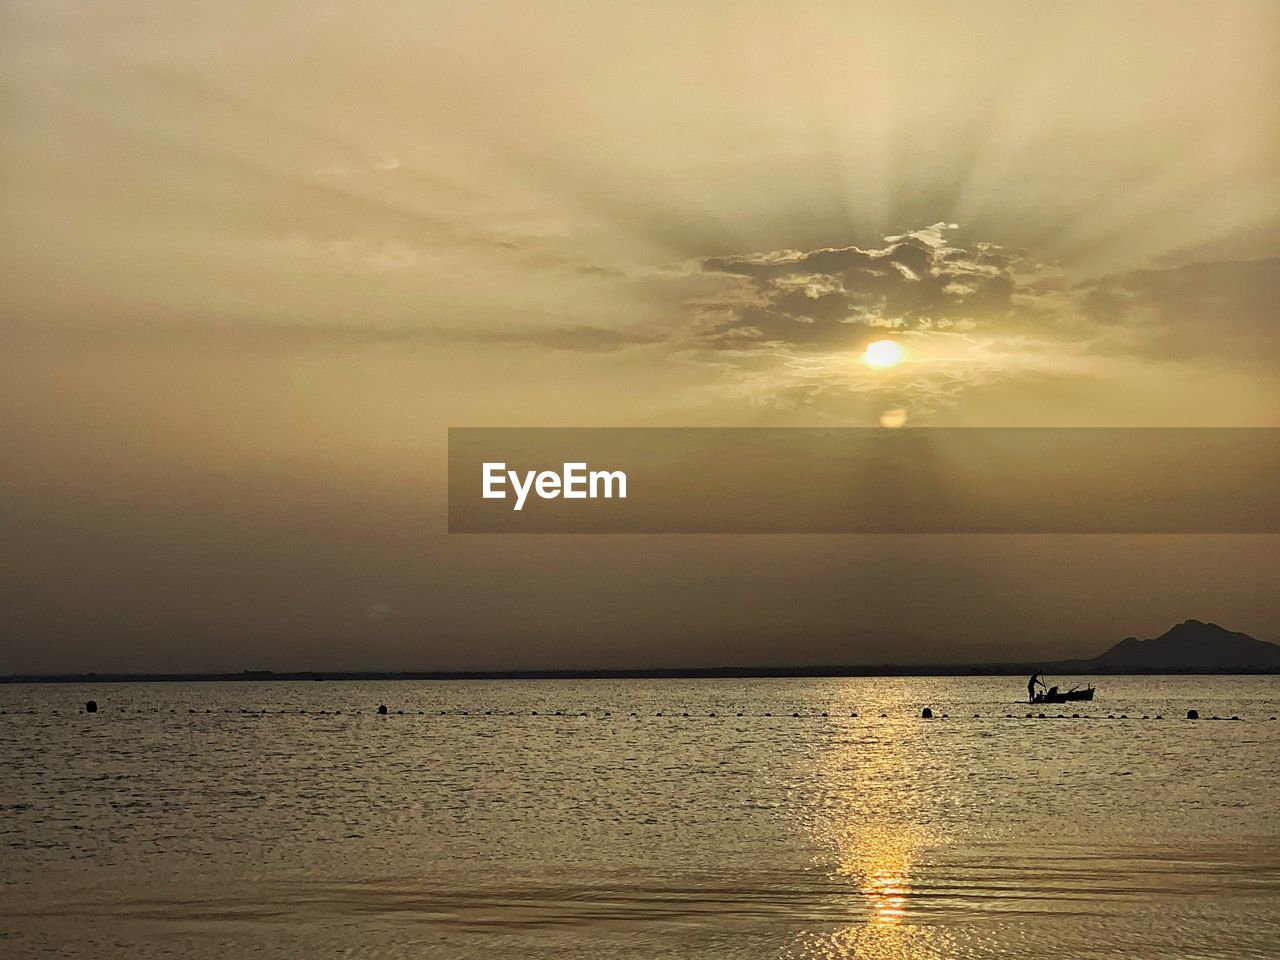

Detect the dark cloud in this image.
[661,225,1278,420]
[695,224,1029,350]
[692,223,1277,369]
[1078,258,1280,360]
[1,317,663,356]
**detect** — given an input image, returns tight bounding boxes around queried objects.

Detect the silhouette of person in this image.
[1028,673,1043,703]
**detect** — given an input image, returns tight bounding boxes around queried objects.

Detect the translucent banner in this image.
[448,428,1280,533]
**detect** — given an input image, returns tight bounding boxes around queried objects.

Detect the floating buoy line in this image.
[0,703,1275,723]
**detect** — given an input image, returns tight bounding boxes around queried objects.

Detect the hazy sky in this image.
[2,1,1278,672]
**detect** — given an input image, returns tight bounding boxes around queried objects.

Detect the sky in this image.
[1,1,1278,672]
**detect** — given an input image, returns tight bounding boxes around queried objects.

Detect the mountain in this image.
[1086,619,1280,670]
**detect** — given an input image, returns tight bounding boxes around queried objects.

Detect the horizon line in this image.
[5,662,1280,683]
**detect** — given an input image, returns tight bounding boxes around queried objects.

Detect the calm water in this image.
[2,677,1278,959]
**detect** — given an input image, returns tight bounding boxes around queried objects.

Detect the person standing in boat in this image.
[1028,672,1045,703]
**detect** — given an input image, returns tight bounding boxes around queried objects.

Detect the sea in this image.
[2,676,1278,959]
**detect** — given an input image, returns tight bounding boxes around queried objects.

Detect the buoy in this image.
[84,700,97,713]
[1038,713,1045,719]
[921,707,933,719]
[377,704,388,715]
[1187,710,1198,719]
[850,712,858,718]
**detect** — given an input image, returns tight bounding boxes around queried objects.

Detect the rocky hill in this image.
[1085,619,1280,670]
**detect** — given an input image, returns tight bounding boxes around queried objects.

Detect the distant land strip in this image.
[7,620,1278,682]
[4,663,1279,683]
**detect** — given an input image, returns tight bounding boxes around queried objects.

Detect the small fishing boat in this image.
[1032,685,1094,704]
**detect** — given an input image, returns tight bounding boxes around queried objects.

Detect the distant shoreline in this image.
[3,664,1278,683]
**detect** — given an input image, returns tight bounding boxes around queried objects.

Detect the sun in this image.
[863,339,904,369]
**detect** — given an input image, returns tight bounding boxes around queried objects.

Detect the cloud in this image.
[451,324,663,353]
[2,315,664,358]
[313,155,402,178]
[665,224,1279,420]
[694,223,1034,351]
[692,226,1280,368]
[576,264,627,279]
[1077,258,1280,361]
[256,233,441,275]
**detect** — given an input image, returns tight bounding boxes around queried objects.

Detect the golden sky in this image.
[1,1,1278,671]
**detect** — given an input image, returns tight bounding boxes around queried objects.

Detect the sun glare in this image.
[863,339,904,369]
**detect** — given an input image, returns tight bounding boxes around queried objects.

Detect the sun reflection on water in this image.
[790,709,949,959]
[863,864,912,925]
[792,815,943,959]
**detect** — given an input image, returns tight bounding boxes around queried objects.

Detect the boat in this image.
[1031,685,1094,704]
